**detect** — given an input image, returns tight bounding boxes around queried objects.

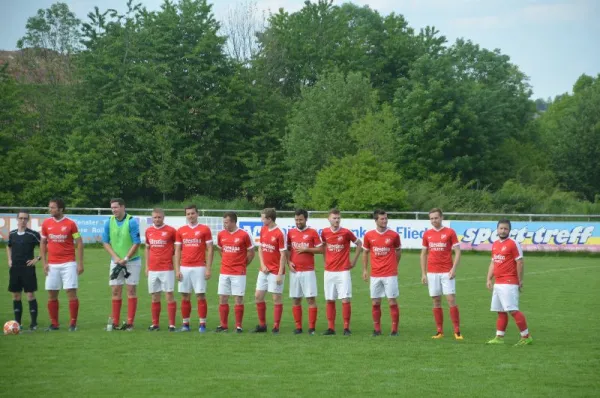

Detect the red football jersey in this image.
[320,227,358,272]
[363,229,401,277]
[175,224,213,267]
[422,227,459,273]
[41,217,80,263]
[145,224,177,271]
[287,227,322,272]
[491,238,523,285]
[217,228,254,275]
[259,226,286,273]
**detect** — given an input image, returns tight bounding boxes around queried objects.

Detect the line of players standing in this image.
[6,198,532,344]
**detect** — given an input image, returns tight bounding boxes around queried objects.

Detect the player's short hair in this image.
[17,210,30,219]
[152,208,165,215]
[373,209,387,220]
[429,208,443,217]
[497,219,512,230]
[50,198,66,212]
[329,208,341,216]
[261,208,277,222]
[294,209,309,219]
[185,204,198,213]
[223,211,237,223]
[110,198,125,206]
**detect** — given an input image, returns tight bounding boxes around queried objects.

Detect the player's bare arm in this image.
[257,246,268,273]
[350,240,362,269]
[285,249,296,273]
[395,248,402,267]
[174,244,182,281]
[205,243,214,280]
[76,237,84,275]
[25,250,40,267]
[295,246,323,254]
[276,249,287,285]
[6,246,12,268]
[246,246,255,266]
[420,248,428,284]
[449,245,461,280]
[361,249,369,282]
[486,259,495,290]
[40,237,49,276]
[516,258,524,291]
[144,244,150,276]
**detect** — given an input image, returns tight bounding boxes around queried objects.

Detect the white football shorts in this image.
[148,270,175,293]
[256,271,284,294]
[108,258,142,286]
[178,266,207,294]
[324,270,352,300]
[490,283,520,312]
[289,270,318,298]
[218,274,246,297]
[427,272,456,297]
[370,276,399,299]
[45,261,78,290]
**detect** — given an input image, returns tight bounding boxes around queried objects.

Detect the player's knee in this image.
[219,295,229,304]
[235,296,244,305]
[342,298,351,304]
[181,293,190,300]
[12,292,21,301]
[388,298,397,306]
[66,289,77,299]
[371,299,381,306]
[272,294,282,304]
[196,293,205,300]
[254,291,265,303]
[126,285,136,297]
[26,292,35,301]
[432,296,442,307]
[307,297,316,306]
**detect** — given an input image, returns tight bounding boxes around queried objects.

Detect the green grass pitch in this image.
[1,248,599,397]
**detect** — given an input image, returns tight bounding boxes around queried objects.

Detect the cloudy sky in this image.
[1,0,598,99]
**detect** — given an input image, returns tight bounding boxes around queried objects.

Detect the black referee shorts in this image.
[8,265,38,293]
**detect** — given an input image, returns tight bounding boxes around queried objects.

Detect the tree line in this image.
[1,0,598,214]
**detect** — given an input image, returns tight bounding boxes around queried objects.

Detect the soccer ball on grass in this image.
[3,320,20,335]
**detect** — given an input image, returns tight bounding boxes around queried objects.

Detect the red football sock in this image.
[112,299,122,325]
[48,299,59,327]
[496,312,508,336]
[273,304,283,329]
[342,302,351,329]
[433,307,443,333]
[197,298,207,324]
[234,304,244,328]
[326,301,336,330]
[292,305,302,329]
[450,305,460,333]
[308,307,318,330]
[69,299,79,327]
[219,304,229,328]
[511,311,529,337]
[167,301,177,327]
[390,304,400,333]
[181,299,191,324]
[372,304,382,332]
[127,297,137,325]
[151,301,161,326]
[256,302,267,327]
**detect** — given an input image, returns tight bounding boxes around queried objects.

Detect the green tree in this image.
[284,71,376,205]
[539,74,600,201]
[309,151,407,211]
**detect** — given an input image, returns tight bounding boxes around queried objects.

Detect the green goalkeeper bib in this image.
[109,214,139,259]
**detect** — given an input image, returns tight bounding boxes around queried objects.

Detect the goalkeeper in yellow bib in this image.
[102,198,142,331]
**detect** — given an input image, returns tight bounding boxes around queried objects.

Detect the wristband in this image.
[123,256,129,262]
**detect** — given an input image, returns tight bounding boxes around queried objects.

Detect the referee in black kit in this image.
[6,210,41,330]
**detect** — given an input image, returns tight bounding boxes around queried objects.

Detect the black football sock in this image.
[13,300,23,325]
[29,299,38,326]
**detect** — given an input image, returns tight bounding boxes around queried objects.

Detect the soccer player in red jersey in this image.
[40,198,84,331]
[144,208,177,332]
[420,208,463,339]
[215,211,255,333]
[362,210,402,336]
[174,204,214,333]
[253,208,287,334]
[320,209,362,336]
[486,219,533,346]
[287,209,323,335]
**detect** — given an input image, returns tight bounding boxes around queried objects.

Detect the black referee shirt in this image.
[8,228,41,266]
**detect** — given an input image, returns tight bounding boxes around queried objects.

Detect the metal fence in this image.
[1,206,599,222]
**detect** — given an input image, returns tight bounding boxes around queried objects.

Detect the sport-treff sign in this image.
[452,221,600,252]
